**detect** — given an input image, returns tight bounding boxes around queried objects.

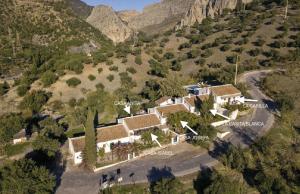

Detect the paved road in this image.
[56,70,276,194]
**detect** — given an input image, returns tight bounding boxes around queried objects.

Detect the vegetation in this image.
[66,77,81,87]
[0,159,55,193]
[19,90,51,114]
[83,108,97,169]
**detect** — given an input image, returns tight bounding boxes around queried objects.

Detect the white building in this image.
[210,84,243,108]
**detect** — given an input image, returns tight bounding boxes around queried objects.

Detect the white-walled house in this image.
[210,84,242,107]
[68,124,132,165]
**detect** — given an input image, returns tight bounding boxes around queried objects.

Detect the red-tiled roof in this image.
[210,84,241,97]
[124,114,161,131]
[156,104,189,117]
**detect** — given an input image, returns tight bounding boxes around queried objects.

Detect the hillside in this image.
[0,0,299,123]
[0,0,112,77]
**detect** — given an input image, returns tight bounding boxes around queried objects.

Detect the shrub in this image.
[107,75,114,82]
[17,84,30,97]
[66,77,81,87]
[201,49,213,58]
[97,68,103,74]
[109,66,118,72]
[163,52,175,60]
[126,67,137,74]
[106,60,113,66]
[195,58,206,66]
[88,74,96,81]
[178,42,192,50]
[0,81,9,96]
[19,90,51,113]
[248,48,261,56]
[171,60,182,71]
[148,59,168,77]
[68,98,77,107]
[135,55,142,65]
[95,83,104,90]
[220,45,231,52]
[226,55,238,64]
[40,71,57,87]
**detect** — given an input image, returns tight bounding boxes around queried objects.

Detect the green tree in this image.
[0,113,25,143]
[0,159,55,194]
[151,178,183,194]
[32,135,60,157]
[83,108,97,169]
[204,170,247,194]
[19,90,51,114]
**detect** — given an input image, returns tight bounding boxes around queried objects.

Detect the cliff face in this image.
[117,10,140,24]
[127,0,195,30]
[86,0,252,43]
[178,0,252,29]
[86,5,133,43]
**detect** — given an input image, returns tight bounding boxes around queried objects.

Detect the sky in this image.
[82,0,161,11]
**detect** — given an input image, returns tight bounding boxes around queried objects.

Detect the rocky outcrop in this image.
[178,0,252,29]
[117,10,140,24]
[85,0,252,42]
[127,0,195,30]
[86,5,133,43]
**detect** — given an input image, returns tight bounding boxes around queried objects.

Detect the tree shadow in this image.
[193,166,213,194]
[146,166,175,183]
[208,140,231,159]
[25,151,66,193]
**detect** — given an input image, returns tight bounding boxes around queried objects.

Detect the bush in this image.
[248,48,261,56]
[0,81,9,96]
[68,98,77,107]
[66,77,81,87]
[19,90,51,113]
[106,60,113,66]
[226,55,238,64]
[148,59,168,77]
[195,58,206,66]
[17,84,30,97]
[95,83,104,90]
[107,75,114,82]
[220,45,231,52]
[163,52,175,60]
[135,55,142,65]
[171,60,182,71]
[126,67,137,74]
[97,68,103,74]
[40,71,57,87]
[88,74,96,81]
[109,66,118,72]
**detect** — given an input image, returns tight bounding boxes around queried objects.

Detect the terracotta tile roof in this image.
[124,114,161,131]
[184,95,209,107]
[71,125,129,152]
[96,124,128,142]
[155,96,171,105]
[210,84,241,97]
[156,104,189,117]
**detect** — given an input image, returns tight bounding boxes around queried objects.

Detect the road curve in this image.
[56,70,276,194]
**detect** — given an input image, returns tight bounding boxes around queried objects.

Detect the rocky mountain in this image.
[0,0,111,76]
[178,0,252,29]
[86,0,252,43]
[66,0,93,19]
[87,5,133,43]
[117,10,140,24]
